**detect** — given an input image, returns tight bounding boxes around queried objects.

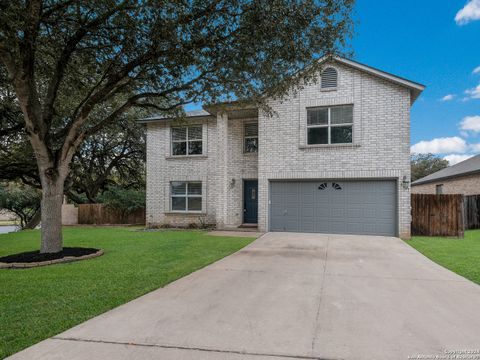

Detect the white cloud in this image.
[440,94,455,101]
[473,65,480,74]
[443,154,475,165]
[465,83,480,99]
[411,137,467,154]
[470,143,480,151]
[455,0,480,24]
[460,115,480,132]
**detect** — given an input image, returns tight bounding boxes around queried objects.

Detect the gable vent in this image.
[321,67,338,89]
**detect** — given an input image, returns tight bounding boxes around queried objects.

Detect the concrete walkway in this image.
[9,233,480,360]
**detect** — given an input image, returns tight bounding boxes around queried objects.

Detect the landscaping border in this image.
[0,249,104,269]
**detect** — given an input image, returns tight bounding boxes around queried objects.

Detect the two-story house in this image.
[141,57,424,238]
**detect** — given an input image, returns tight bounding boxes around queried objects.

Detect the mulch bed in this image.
[0,247,103,269]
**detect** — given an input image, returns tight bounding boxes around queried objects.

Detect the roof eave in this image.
[137,114,213,124]
[203,101,257,116]
[412,169,480,186]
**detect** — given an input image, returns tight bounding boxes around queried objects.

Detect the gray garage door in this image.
[270,180,396,236]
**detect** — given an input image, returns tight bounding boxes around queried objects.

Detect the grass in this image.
[408,229,480,285]
[0,226,255,359]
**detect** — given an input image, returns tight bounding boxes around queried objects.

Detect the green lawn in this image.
[408,229,480,285]
[0,227,254,359]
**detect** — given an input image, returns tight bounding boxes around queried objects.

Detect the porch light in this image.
[401,175,410,190]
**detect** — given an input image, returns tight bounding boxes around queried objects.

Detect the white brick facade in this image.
[145,60,422,238]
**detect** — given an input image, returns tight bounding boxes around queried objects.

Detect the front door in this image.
[243,180,258,224]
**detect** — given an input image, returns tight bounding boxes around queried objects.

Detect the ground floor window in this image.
[171,181,202,211]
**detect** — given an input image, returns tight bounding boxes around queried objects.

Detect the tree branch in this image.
[43,1,134,128]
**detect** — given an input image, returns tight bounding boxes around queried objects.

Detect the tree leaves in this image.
[411,153,449,182]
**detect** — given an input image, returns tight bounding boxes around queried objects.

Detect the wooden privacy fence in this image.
[411,194,464,237]
[78,204,145,225]
[464,195,480,230]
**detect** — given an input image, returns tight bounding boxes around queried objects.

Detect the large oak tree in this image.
[0,0,354,253]
[1,71,146,204]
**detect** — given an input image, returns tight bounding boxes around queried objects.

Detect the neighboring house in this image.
[412,154,480,195]
[140,57,424,238]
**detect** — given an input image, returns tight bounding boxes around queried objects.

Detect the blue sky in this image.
[354,0,480,164]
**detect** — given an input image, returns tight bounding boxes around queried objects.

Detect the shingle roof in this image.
[412,154,480,185]
[138,109,212,123]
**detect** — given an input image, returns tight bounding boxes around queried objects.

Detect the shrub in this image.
[98,186,145,214]
[0,183,41,228]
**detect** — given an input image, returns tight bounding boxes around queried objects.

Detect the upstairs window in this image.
[171,125,202,156]
[171,181,202,212]
[244,122,258,153]
[321,67,338,89]
[307,105,353,145]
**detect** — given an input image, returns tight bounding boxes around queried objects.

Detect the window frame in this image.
[436,184,444,195]
[306,105,353,146]
[170,125,203,156]
[243,121,258,154]
[170,181,203,213]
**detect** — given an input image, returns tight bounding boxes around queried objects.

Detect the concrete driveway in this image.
[9,233,480,360]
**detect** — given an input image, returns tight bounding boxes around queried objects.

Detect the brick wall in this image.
[145,115,259,228]
[146,61,413,237]
[146,118,218,227]
[412,173,480,195]
[224,118,258,226]
[258,62,412,238]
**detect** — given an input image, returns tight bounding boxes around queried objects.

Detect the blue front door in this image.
[243,180,258,224]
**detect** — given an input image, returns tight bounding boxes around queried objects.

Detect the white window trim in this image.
[170,125,203,156]
[170,181,203,213]
[306,105,353,146]
[243,120,259,154]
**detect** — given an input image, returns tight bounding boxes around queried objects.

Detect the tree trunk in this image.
[39,175,65,253]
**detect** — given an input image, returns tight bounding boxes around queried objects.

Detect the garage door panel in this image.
[285,195,299,205]
[284,219,300,232]
[301,200,314,208]
[331,208,346,218]
[270,180,396,236]
[330,221,347,233]
[348,193,369,203]
[272,208,285,217]
[378,210,395,220]
[270,218,286,231]
[285,207,299,217]
[315,208,330,217]
[300,219,315,232]
[271,192,284,202]
[314,220,330,233]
